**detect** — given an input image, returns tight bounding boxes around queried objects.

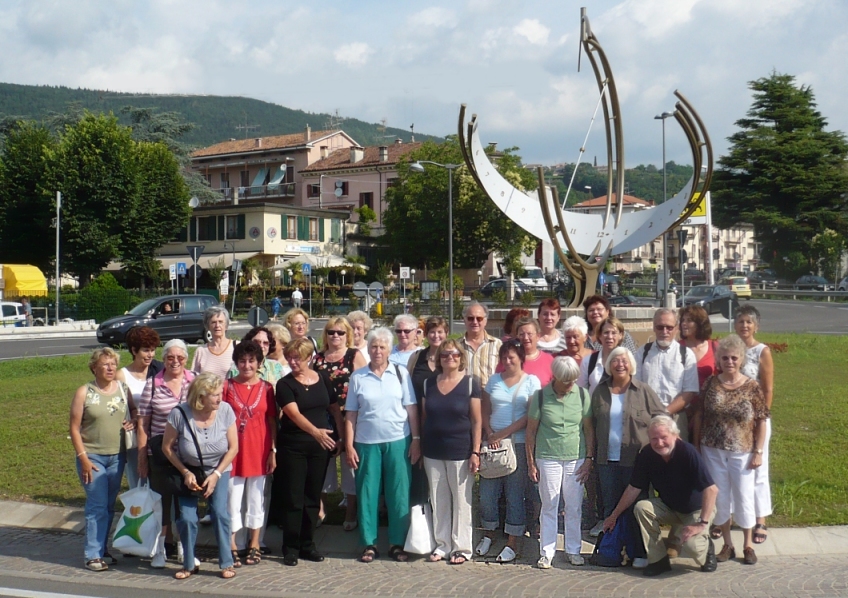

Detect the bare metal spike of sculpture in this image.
[457,8,713,308]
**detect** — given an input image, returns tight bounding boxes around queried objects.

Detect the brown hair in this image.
[503,308,531,336]
[679,305,712,341]
[437,339,468,372]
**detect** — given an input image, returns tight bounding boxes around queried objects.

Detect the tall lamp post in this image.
[655,111,675,307]
[223,242,238,315]
[409,160,460,334]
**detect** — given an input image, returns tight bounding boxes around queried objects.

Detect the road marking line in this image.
[0,588,97,598]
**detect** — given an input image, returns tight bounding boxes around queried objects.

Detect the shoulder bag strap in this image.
[176,404,205,471]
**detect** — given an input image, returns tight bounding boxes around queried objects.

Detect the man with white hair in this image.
[634,308,698,440]
[459,301,502,389]
[602,415,718,577]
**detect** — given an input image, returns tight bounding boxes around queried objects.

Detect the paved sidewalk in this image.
[1,500,847,597]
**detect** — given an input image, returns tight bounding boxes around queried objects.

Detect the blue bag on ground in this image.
[591,517,640,567]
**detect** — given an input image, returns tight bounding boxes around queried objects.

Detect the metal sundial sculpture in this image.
[458,8,713,307]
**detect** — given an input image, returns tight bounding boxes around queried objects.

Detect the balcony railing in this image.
[218,183,296,200]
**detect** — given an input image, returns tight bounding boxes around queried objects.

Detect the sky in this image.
[0,0,846,168]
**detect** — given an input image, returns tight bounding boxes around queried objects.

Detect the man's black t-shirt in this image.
[629,438,714,514]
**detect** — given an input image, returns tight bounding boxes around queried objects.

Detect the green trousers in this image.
[355,437,411,547]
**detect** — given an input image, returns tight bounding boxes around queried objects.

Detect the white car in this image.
[517,266,548,291]
[0,301,27,327]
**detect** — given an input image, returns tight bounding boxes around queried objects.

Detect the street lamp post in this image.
[655,111,675,307]
[223,242,238,316]
[411,268,416,286]
[410,160,460,334]
[340,269,346,288]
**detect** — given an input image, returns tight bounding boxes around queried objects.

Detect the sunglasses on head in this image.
[326,330,346,337]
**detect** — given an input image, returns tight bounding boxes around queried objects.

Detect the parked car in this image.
[607,295,652,307]
[794,275,834,291]
[677,284,739,316]
[719,276,752,300]
[96,294,219,347]
[0,301,27,327]
[480,278,530,299]
[517,266,548,291]
[838,277,848,292]
[748,271,779,289]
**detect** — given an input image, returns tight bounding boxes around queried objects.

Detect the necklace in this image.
[720,374,744,386]
[94,380,115,394]
[207,339,231,356]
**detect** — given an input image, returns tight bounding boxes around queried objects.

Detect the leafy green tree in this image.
[0,122,57,272]
[712,73,848,275]
[383,137,537,270]
[809,229,846,281]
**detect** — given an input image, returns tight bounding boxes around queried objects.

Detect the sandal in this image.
[84,558,108,572]
[220,567,236,579]
[343,520,358,532]
[709,525,723,540]
[428,552,443,562]
[360,545,379,563]
[496,546,516,563]
[174,566,199,580]
[388,545,409,563]
[230,550,243,568]
[449,552,467,565]
[245,547,262,566]
[752,523,768,544]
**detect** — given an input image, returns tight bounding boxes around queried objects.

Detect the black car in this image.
[97,294,219,347]
[677,284,738,316]
[794,275,833,291]
[747,271,779,289]
[480,278,530,298]
[607,295,652,307]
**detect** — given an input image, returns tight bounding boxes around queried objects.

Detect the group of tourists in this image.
[70,294,773,579]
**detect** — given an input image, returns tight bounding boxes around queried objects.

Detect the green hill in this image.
[0,82,443,149]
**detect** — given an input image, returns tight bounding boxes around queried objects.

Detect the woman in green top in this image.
[526,356,594,569]
[69,347,133,572]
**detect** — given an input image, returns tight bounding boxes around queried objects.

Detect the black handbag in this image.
[168,405,208,497]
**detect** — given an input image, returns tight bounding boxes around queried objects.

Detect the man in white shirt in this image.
[634,309,698,441]
[291,287,303,308]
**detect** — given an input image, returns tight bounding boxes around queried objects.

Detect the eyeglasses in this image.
[440,351,461,359]
[395,329,414,335]
[326,330,346,337]
[653,325,675,331]
[720,355,740,362]
[465,316,485,322]
[165,355,186,363]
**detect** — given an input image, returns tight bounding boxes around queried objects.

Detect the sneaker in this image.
[474,536,492,556]
[643,556,672,577]
[151,549,166,569]
[632,557,649,569]
[701,539,717,572]
[537,555,552,569]
[589,521,605,537]
[716,544,736,562]
[199,514,212,525]
[567,553,584,566]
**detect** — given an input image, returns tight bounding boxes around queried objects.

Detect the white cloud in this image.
[334,42,374,68]
[409,7,456,29]
[513,18,550,45]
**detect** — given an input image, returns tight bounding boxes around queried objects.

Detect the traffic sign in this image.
[187,264,202,280]
[247,306,269,327]
[219,281,229,296]
[302,263,311,276]
[352,281,368,297]
[232,259,242,274]
[169,264,177,281]
[176,262,187,276]
[369,281,384,297]
[399,267,410,280]
[186,245,205,263]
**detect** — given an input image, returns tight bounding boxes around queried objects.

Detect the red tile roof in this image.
[572,194,654,208]
[191,129,345,158]
[301,142,423,172]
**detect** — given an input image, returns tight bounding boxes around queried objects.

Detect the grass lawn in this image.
[0,336,845,527]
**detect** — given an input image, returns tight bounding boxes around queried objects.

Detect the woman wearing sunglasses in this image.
[314,317,367,530]
[420,339,482,565]
[389,314,419,367]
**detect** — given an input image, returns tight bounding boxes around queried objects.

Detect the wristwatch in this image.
[697,519,710,526]
[753,449,763,454]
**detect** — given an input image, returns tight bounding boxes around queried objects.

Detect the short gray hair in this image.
[604,346,636,376]
[367,326,394,350]
[649,414,679,436]
[347,310,373,330]
[551,355,580,384]
[653,307,678,324]
[203,305,230,330]
[393,314,418,330]
[717,334,747,368]
[561,315,588,337]
[462,300,489,318]
[163,338,188,358]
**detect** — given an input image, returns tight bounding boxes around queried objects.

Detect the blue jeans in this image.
[177,471,233,570]
[77,453,125,562]
[479,443,527,537]
[597,462,646,558]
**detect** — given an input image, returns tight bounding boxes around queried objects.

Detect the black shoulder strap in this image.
[588,351,600,374]
[679,342,687,366]
[642,342,653,364]
[176,404,204,470]
[394,363,403,384]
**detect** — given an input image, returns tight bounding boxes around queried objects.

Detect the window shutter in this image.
[298,215,308,240]
[319,218,325,242]
[218,216,225,240]
[237,214,246,239]
[177,227,188,243]
[189,218,197,242]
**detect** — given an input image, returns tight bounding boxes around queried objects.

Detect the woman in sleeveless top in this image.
[679,305,719,442]
[314,317,367,529]
[70,348,131,571]
[192,306,234,382]
[116,326,162,489]
[734,305,774,545]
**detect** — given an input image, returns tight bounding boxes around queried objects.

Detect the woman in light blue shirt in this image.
[345,327,420,564]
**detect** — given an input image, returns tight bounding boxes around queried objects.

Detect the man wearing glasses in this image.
[634,309,698,441]
[458,302,501,390]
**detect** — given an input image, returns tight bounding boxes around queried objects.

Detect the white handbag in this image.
[404,503,437,555]
[112,483,163,557]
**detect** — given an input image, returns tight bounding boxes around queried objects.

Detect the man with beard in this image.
[602,415,718,577]
[634,309,698,440]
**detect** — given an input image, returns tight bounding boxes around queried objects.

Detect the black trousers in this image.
[278,441,329,554]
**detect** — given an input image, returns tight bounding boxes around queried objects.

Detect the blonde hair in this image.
[322,316,354,351]
[266,322,291,346]
[88,347,120,373]
[283,308,309,330]
[284,337,316,363]
[437,338,468,372]
[187,372,223,410]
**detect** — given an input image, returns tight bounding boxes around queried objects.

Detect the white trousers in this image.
[322,454,357,495]
[423,457,473,559]
[701,446,756,529]
[537,458,584,558]
[754,418,772,518]
[228,475,267,534]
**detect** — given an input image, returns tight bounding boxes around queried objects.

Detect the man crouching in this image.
[603,415,718,576]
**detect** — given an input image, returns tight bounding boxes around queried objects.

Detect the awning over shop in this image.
[1,264,48,296]
[276,254,366,269]
[105,252,259,272]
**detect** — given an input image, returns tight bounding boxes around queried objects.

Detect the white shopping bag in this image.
[112,483,162,557]
[404,502,436,555]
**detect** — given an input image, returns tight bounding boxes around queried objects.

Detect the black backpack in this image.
[641,342,687,366]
